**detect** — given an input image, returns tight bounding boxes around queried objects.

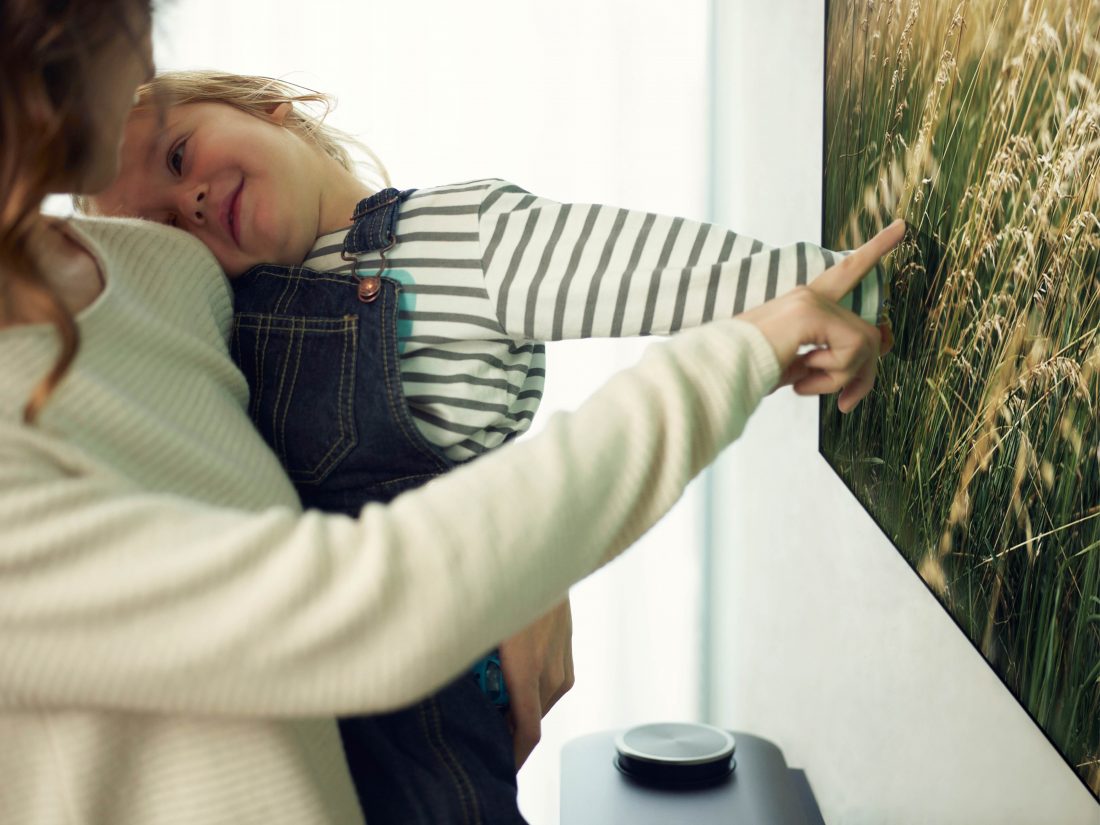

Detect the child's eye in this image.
[168,140,187,175]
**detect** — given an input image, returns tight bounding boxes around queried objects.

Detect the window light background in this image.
[143,2,709,823]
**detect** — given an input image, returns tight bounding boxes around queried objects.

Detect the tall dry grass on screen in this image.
[821,0,1099,794]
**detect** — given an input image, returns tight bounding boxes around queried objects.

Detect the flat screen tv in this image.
[820,0,1099,798]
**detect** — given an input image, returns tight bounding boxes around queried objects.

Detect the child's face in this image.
[92,101,349,277]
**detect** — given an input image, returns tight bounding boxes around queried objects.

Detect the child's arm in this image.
[477,179,883,341]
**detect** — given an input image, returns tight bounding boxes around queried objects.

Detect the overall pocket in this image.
[231,312,359,484]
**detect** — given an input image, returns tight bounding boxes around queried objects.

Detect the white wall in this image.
[705,3,1098,823]
[141,3,712,823]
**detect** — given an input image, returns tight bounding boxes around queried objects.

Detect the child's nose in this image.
[181,185,208,225]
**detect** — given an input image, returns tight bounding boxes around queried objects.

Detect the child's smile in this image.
[223,178,244,247]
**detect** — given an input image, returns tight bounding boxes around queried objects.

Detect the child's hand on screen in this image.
[738,219,906,413]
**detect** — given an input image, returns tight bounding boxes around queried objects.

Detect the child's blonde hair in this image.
[73,69,390,213]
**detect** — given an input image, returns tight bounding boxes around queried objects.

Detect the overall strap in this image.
[342,188,417,303]
[342,188,417,256]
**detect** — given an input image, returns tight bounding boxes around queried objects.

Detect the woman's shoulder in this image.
[63,216,234,332]
[66,215,222,274]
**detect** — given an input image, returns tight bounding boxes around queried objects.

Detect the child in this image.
[85,70,895,825]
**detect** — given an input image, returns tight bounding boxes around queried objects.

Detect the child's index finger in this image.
[810,219,907,304]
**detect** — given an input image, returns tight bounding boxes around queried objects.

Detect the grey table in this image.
[560,729,825,825]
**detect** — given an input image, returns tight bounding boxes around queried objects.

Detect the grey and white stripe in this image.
[305,179,883,463]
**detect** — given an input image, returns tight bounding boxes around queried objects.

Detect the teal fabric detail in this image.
[386,269,415,353]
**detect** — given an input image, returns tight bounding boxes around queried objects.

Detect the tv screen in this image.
[820,0,1099,798]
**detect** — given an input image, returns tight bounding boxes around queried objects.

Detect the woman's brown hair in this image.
[0,0,153,423]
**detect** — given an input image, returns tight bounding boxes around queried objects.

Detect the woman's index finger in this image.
[810,219,907,303]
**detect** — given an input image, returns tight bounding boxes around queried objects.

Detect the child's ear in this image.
[265,102,292,126]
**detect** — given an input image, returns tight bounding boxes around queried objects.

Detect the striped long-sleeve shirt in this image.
[304,178,883,462]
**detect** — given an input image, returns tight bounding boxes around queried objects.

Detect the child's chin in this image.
[220,255,254,279]
[224,263,255,280]
[224,251,281,280]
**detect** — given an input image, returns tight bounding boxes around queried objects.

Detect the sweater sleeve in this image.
[0,317,778,719]
[477,179,884,341]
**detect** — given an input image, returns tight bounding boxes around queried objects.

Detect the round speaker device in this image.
[613,722,736,788]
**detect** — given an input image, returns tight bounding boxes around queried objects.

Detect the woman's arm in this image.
[0,317,777,719]
[477,179,883,341]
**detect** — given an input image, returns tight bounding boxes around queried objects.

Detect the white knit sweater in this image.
[0,216,778,824]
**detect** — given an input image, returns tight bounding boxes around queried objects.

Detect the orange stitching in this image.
[294,317,357,482]
[420,697,481,825]
[270,317,297,461]
[378,285,450,471]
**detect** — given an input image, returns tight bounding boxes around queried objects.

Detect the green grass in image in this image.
[821,0,1099,795]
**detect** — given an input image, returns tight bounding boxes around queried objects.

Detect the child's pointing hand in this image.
[737,219,906,414]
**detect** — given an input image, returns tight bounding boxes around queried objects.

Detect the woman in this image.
[0,1,901,824]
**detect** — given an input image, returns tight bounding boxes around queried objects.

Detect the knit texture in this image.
[0,216,777,824]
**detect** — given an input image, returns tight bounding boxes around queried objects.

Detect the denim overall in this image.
[229,189,526,825]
